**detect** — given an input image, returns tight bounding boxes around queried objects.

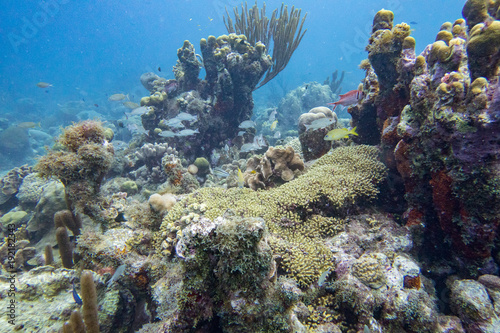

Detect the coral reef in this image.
[0,165,32,208]
[129,142,178,186]
[352,5,500,277]
[158,145,387,269]
[2,3,500,333]
[140,33,272,159]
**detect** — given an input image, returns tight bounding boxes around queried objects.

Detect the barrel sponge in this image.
[81,270,99,333]
[372,9,394,32]
[462,0,490,28]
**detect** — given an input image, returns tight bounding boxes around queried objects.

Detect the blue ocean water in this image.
[0,0,463,170]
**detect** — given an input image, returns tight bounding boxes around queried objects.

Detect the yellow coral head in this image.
[372,9,394,32]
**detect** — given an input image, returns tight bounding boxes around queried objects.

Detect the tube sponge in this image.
[44,245,53,266]
[81,270,99,333]
[70,309,85,333]
[55,227,73,268]
[54,210,82,236]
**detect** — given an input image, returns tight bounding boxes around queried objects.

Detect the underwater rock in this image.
[450,279,500,332]
[0,210,28,229]
[140,72,161,92]
[16,172,48,208]
[0,266,80,330]
[298,106,338,161]
[26,180,66,242]
[35,120,115,223]
[277,82,337,130]
[0,164,32,206]
[168,215,300,332]
[243,146,304,190]
[140,34,272,159]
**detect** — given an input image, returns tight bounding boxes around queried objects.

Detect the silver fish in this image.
[128,106,150,116]
[123,101,140,109]
[238,120,256,129]
[108,93,128,101]
[273,131,281,139]
[318,267,331,287]
[212,167,230,178]
[268,108,277,122]
[240,143,259,153]
[107,264,126,287]
[158,130,177,137]
[161,118,185,128]
[176,129,199,136]
[304,118,335,131]
[176,112,198,122]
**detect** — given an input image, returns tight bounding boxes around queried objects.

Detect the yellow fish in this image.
[270,120,278,131]
[36,82,52,88]
[324,127,358,141]
[237,168,245,188]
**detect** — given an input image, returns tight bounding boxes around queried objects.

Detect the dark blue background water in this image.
[0,0,463,149]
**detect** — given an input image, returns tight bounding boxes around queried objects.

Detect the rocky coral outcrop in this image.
[139,34,272,160]
[352,5,500,277]
[298,106,338,161]
[244,146,305,190]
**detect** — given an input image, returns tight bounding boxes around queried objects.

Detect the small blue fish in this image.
[72,281,82,305]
